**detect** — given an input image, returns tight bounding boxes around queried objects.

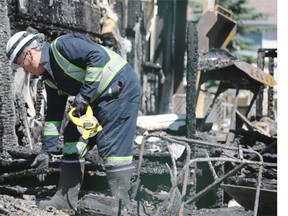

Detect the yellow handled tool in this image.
[68,106,102,139]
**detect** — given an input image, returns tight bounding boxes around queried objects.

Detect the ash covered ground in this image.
[0,130,277,216]
[0,194,254,216]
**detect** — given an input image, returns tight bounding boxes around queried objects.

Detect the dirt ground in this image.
[0,194,255,216]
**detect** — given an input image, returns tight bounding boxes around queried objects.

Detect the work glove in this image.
[72,93,89,113]
[31,152,49,182]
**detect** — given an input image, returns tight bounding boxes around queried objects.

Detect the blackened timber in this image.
[258,48,277,58]
[8,0,102,36]
[0,168,59,183]
[268,56,276,119]
[186,21,198,137]
[0,0,18,148]
[256,48,277,120]
[256,49,265,120]
[0,185,55,197]
[185,22,198,210]
[174,0,188,94]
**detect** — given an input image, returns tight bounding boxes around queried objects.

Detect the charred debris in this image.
[0,0,277,215]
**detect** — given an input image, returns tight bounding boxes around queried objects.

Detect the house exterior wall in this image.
[245,0,277,50]
[263,30,277,49]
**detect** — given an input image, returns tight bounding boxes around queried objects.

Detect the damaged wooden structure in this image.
[0,0,277,215]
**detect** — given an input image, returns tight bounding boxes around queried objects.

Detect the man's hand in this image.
[31,152,49,181]
[72,93,89,113]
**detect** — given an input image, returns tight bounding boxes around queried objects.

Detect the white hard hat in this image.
[6,31,44,63]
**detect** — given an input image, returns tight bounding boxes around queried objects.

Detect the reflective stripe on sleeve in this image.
[43,121,61,136]
[51,38,127,102]
[51,38,85,83]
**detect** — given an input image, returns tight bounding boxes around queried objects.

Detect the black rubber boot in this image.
[37,156,85,211]
[105,164,135,202]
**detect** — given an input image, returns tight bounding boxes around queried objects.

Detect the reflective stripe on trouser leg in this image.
[63,121,90,156]
[104,156,133,167]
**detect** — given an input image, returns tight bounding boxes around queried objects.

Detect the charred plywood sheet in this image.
[198,49,276,89]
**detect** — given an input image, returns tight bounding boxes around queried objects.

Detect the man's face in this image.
[17,51,29,68]
[16,49,43,76]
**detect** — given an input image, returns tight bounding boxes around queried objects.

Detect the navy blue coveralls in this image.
[40,33,141,168]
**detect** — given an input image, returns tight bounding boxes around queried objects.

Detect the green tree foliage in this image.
[188,0,273,63]
[217,0,270,62]
[187,0,203,21]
